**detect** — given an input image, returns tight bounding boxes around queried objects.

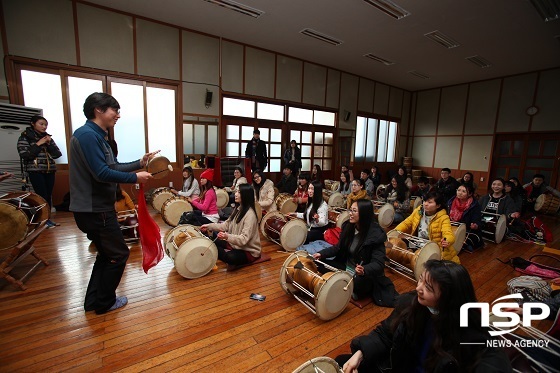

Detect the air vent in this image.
[364,53,395,65]
[300,29,343,46]
[362,0,411,20]
[529,0,559,22]
[424,30,460,49]
[204,0,264,18]
[408,70,430,79]
[0,103,42,125]
[466,55,492,68]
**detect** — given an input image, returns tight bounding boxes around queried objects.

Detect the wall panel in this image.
[358,78,374,113]
[339,73,359,130]
[373,83,389,116]
[182,31,219,85]
[434,136,461,169]
[388,87,404,118]
[414,89,439,136]
[183,82,219,116]
[137,19,180,80]
[464,79,500,134]
[221,41,244,93]
[411,136,435,167]
[276,55,302,102]
[245,47,275,98]
[460,136,493,172]
[496,73,537,132]
[326,69,340,109]
[302,62,327,107]
[531,68,560,132]
[438,84,467,135]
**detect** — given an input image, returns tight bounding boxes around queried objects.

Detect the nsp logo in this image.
[460,294,550,336]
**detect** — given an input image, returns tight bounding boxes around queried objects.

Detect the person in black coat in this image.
[245,129,267,172]
[435,167,460,206]
[336,260,511,372]
[313,199,398,307]
[276,164,298,195]
[447,184,483,251]
[283,140,302,174]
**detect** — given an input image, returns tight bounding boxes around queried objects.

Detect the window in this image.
[257,102,284,121]
[183,122,218,156]
[223,97,255,117]
[355,116,399,163]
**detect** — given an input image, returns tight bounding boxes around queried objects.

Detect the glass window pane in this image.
[355,116,366,161]
[269,159,281,172]
[207,125,218,154]
[543,140,558,156]
[324,133,334,145]
[260,128,269,142]
[526,158,555,168]
[301,131,312,143]
[183,124,193,154]
[194,125,205,154]
[314,132,324,144]
[270,128,282,141]
[314,146,323,157]
[223,97,255,118]
[377,120,388,161]
[226,141,239,157]
[497,157,520,166]
[290,130,301,143]
[68,76,103,134]
[528,141,540,156]
[386,122,397,162]
[314,110,335,126]
[241,126,253,141]
[147,87,176,162]
[111,82,145,162]
[301,145,312,157]
[270,144,281,157]
[499,141,511,155]
[512,141,523,156]
[365,118,377,162]
[288,107,313,124]
[324,146,332,158]
[257,102,284,121]
[322,158,332,170]
[227,125,239,140]
[21,70,68,163]
[301,159,311,172]
[495,168,507,179]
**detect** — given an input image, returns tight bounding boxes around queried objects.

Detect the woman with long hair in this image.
[394,165,412,189]
[311,164,323,186]
[290,181,329,243]
[458,171,478,192]
[172,165,199,198]
[293,173,310,213]
[347,178,368,209]
[201,184,261,267]
[336,260,511,372]
[509,176,527,213]
[505,180,523,215]
[252,170,276,213]
[369,165,381,191]
[224,166,247,204]
[313,199,398,306]
[395,191,460,263]
[283,140,302,174]
[447,184,483,252]
[187,168,219,225]
[17,115,62,228]
[337,171,351,197]
[380,177,410,224]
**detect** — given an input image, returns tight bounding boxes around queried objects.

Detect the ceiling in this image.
[87,0,560,91]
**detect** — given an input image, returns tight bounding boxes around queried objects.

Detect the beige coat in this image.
[255,179,277,212]
[206,208,261,258]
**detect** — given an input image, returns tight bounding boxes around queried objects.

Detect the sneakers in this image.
[95,296,128,314]
[45,219,60,228]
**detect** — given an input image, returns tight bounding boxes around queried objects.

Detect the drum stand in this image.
[0,222,49,290]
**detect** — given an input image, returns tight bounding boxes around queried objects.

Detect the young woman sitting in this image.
[379,176,410,224]
[172,165,199,198]
[347,178,369,209]
[252,170,276,213]
[290,181,329,244]
[186,168,219,225]
[447,184,483,252]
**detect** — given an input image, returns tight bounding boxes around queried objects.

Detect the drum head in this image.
[280,219,309,252]
[413,197,422,210]
[0,202,29,250]
[335,210,350,228]
[276,193,297,214]
[451,223,466,254]
[3,192,50,224]
[329,181,340,192]
[376,204,395,228]
[534,194,546,211]
[315,271,353,321]
[146,156,171,179]
[376,184,386,199]
[494,214,507,244]
[413,242,441,280]
[163,224,201,259]
[328,192,345,208]
[279,251,308,294]
[162,198,192,227]
[151,188,173,212]
[174,237,218,278]
[386,229,399,239]
[215,189,229,209]
[291,356,342,373]
[260,211,285,239]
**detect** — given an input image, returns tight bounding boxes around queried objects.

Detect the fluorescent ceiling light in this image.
[424,30,460,49]
[300,29,343,46]
[204,0,264,18]
[362,0,411,20]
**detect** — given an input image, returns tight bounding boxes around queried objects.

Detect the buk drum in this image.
[327,208,350,228]
[322,190,345,208]
[292,357,343,373]
[324,179,340,192]
[215,188,229,209]
[163,224,202,259]
[1,191,50,229]
[260,211,308,251]
[151,187,174,212]
[161,197,192,227]
[450,221,467,254]
[481,212,507,244]
[117,209,139,241]
[385,230,441,281]
[376,184,387,199]
[275,193,297,214]
[409,196,422,214]
[279,251,353,321]
[0,201,29,250]
[163,225,217,278]
[372,201,395,228]
[146,156,171,179]
[535,194,560,215]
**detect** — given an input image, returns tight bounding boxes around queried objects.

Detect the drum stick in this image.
[151,164,173,176]
[343,261,363,291]
[201,235,220,256]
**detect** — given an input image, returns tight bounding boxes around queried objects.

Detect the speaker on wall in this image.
[343,110,351,122]
[205,90,213,108]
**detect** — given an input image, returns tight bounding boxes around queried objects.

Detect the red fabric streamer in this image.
[136,183,164,273]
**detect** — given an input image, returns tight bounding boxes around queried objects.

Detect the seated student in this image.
[447,184,483,252]
[347,178,369,209]
[505,180,523,216]
[410,176,432,200]
[312,199,398,306]
[509,176,528,213]
[186,169,219,225]
[369,165,381,191]
[115,184,135,221]
[524,173,560,212]
[224,166,247,203]
[435,167,460,206]
[171,165,199,198]
[276,164,297,195]
[360,169,374,198]
[394,165,412,190]
[458,171,478,193]
[335,260,511,372]
[379,177,410,224]
[200,184,261,267]
[311,164,323,186]
[479,177,518,222]
[337,171,352,197]
[395,192,460,264]
[252,170,276,213]
[293,173,310,213]
[290,181,329,244]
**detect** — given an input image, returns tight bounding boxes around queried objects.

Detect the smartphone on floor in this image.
[249,293,266,301]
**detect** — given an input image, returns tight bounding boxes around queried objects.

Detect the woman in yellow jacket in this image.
[347,178,369,209]
[394,191,460,264]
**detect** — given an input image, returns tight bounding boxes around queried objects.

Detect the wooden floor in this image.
[1,208,559,372]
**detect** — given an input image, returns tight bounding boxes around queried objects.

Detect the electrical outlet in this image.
[480,177,484,182]
[135,183,140,190]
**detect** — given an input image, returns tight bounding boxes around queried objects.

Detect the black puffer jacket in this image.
[17,127,62,173]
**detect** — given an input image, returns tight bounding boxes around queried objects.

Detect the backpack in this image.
[523,216,553,243]
[500,254,560,279]
[506,275,552,302]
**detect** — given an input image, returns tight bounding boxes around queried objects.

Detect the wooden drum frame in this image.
[535,194,560,215]
[260,211,308,251]
[275,193,298,214]
[161,197,192,227]
[385,230,441,281]
[481,212,507,244]
[151,187,174,212]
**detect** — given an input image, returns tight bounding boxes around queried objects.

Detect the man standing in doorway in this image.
[245,129,267,172]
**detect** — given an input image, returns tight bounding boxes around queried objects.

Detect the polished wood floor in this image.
[1,208,559,372]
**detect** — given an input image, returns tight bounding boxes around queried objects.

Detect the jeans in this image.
[28,172,55,208]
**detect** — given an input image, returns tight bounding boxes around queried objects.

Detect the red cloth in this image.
[449,196,473,222]
[137,184,164,273]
